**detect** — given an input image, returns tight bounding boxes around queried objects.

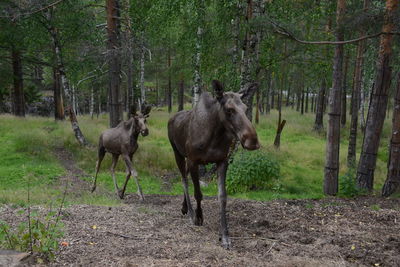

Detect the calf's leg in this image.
[122,154,143,201]
[110,153,120,197]
[189,163,203,226]
[91,145,106,192]
[217,160,231,249]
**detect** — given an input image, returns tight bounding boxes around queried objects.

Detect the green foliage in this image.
[0,209,64,260]
[339,169,364,198]
[227,150,280,194]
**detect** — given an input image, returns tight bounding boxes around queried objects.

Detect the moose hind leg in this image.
[92,146,106,192]
[217,160,231,249]
[110,153,120,198]
[189,163,203,226]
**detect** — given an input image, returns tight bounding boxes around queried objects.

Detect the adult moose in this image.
[168,80,260,248]
[91,106,151,201]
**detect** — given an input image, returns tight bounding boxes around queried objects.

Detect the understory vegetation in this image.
[0,105,393,206]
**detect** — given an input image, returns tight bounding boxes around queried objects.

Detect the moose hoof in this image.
[91,186,96,193]
[221,236,231,249]
[194,210,203,226]
[181,206,188,215]
[118,190,125,199]
[194,216,203,226]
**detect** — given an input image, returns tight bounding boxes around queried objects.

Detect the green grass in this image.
[0,106,395,206]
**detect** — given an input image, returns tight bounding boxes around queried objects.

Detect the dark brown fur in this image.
[168,80,260,248]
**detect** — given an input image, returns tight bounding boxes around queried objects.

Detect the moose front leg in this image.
[217,160,231,249]
[122,154,143,201]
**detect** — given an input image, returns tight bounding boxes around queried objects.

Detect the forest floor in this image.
[1,147,400,267]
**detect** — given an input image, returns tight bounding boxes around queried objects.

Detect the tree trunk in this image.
[239,83,258,121]
[255,88,260,124]
[301,88,305,115]
[193,0,204,108]
[305,87,309,113]
[265,70,271,114]
[53,67,64,120]
[311,95,314,113]
[139,35,146,107]
[357,0,398,192]
[90,87,94,119]
[167,48,172,113]
[341,51,349,127]
[347,0,368,166]
[314,79,326,131]
[48,9,88,145]
[382,73,400,196]
[274,84,286,148]
[11,48,25,117]
[178,76,184,112]
[324,0,346,196]
[107,0,122,127]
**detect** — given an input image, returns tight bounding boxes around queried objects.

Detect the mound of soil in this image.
[2,195,399,266]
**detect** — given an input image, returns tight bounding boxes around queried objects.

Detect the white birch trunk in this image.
[193,26,202,107]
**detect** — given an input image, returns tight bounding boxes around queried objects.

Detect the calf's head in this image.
[134,113,149,137]
[213,80,260,150]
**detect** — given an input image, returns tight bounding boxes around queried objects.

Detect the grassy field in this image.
[0,106,393,206]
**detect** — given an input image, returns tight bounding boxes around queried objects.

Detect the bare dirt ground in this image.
[1,148,400,266]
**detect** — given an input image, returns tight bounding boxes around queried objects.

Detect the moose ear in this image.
[212,80,224,102]
[141,103,152,116]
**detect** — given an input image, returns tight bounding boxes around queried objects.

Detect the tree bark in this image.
[314,79,326,131]
[305,87,309,113]
[324,0,346,196]
[255,87,260,124]
[53,67,64,120]
[341,51,349,127]
[178,76,184,112]
[301,88,305,115]
[382,73,400,196]
[11,48,25,117]
[139,34,146,107]
[107,0,123,127]
[167,48,172,113]
[357,0,398,191]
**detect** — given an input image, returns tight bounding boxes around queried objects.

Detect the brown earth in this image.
[2,195,400,266]
[1,148,400,266]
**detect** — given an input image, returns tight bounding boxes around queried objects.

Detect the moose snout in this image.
[141,129,149,136]
[241,132,260,151]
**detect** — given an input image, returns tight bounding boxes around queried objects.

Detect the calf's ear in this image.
[212,80,224,102]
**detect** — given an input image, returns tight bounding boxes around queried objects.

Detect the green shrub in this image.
[339,169,364,197]
[227,150,280,194]
[0,209,64,260]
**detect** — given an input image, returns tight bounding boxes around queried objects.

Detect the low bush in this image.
[227,150,280,194]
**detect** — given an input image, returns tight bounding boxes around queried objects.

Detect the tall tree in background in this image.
[192,0,204,107]
[107,0,123,127]
[382,73,400,197]
[356,0,398,191]
[11,47,25,117]
[324,0,346,196]
[347,0,370,167]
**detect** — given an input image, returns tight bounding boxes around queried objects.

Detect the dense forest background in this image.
[1,0,400,197]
